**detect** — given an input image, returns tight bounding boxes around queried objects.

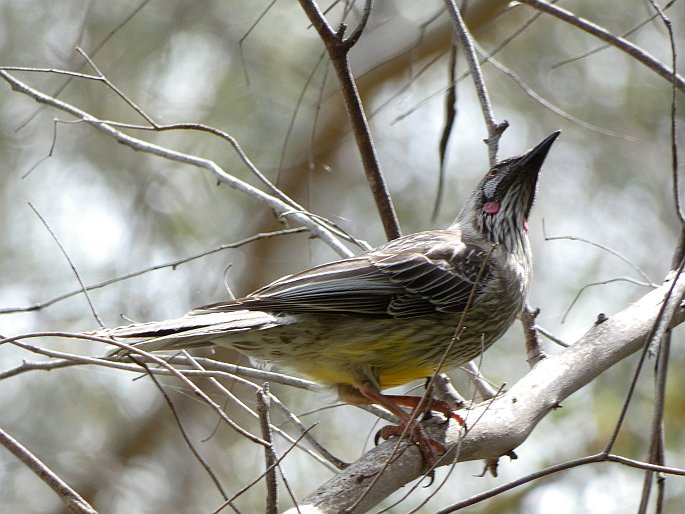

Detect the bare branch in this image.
[287,272,685,513]
[647,0,685,230]
[257,384,278,514]
[13,0,152,132]
[438,451,685,513]
[535,324,569,348]
[562,276,654,324]
[482,49,636,142]
[460,361,500,401]
[442,0,508,164]
[0,69,354,258]
[0,228,308,315]
[521,304,546,366]
[211,426,316,514]
[132,357,230,502]
[551,0,679,69]
[0,427,97,514]
[518,0,685,93]
[544,226,657,286]
[28,204,104,327]
[298,0,402,241]
[1,332,271,446]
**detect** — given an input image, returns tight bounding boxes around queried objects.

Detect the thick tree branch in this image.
[288,272,685,513]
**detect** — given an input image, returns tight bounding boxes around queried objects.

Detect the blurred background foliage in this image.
[0,0,684,512]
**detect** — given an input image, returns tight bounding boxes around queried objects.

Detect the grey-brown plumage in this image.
[101,132,559,400]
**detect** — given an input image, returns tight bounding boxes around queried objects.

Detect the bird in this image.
[101,131,559,462]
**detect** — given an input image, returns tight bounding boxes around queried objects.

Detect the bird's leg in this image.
[379,393,465,425]
[340,383,460,468]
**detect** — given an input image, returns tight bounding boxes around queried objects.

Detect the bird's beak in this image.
[514,130,560,220]
[519,131,561,170]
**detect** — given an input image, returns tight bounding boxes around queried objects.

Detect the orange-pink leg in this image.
[339,383,464,468]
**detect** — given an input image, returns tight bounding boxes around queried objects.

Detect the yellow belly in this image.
[222,310,513,391]
[291,335,443,389]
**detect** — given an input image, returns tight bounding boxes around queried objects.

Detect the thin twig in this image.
[390,17,635,143]
[57,48,349,231]
[386,4,544,126]
[0,228,308,315]
[639,2,679,504]
[436,451,685,513]
[460,361,499,401]
[298,0,402,241]
[603,260,685,455]
[75,47,155,125]
[2,332,270,446]
[13,0,152,132]
[518,0,685,93]
[211,426,316,514]
[561,276,654,324]
[175,352,338,471]
[0,69,353,258]
[257,384,278,514]
[638,330,670,514]
[0,228,307,315]
[277,51,327,184]
[551,0,679,70]
[535,324,569,348]
[442,0,507,164]
[543,224,657,286]
[483,49,636,142]
[131,357,230,502]
[28,203,104,327]
[268,395,348,470]
[1,341,320,393]
[237,0,278,85]
[647,0,683,227]
[0,427,97,514]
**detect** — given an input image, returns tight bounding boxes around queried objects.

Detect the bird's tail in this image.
[94,310,279,354]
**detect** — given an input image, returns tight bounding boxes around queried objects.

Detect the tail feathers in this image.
[95,310,279,353]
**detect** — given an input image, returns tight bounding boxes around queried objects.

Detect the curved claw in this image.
[378,421,446,471]
[373,428,382,447]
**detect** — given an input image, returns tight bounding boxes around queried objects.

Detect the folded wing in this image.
[194,230,493,319]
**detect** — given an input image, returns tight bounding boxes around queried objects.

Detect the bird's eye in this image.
[487,169,498,177]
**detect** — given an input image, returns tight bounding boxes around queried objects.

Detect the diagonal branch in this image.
[518,0,685,93]
[287,271,685,513]
[0,427,97,514]
[0,69,353,258]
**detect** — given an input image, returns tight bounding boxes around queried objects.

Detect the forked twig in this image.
[298,0,402,241]
[442,0,507,164]
[0,68,353,258]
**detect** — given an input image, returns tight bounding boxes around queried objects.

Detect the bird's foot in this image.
[376,420,446,462]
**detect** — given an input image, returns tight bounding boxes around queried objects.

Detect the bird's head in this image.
[455,131,560,251]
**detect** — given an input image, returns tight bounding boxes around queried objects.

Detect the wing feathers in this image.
[196,230,492,319]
